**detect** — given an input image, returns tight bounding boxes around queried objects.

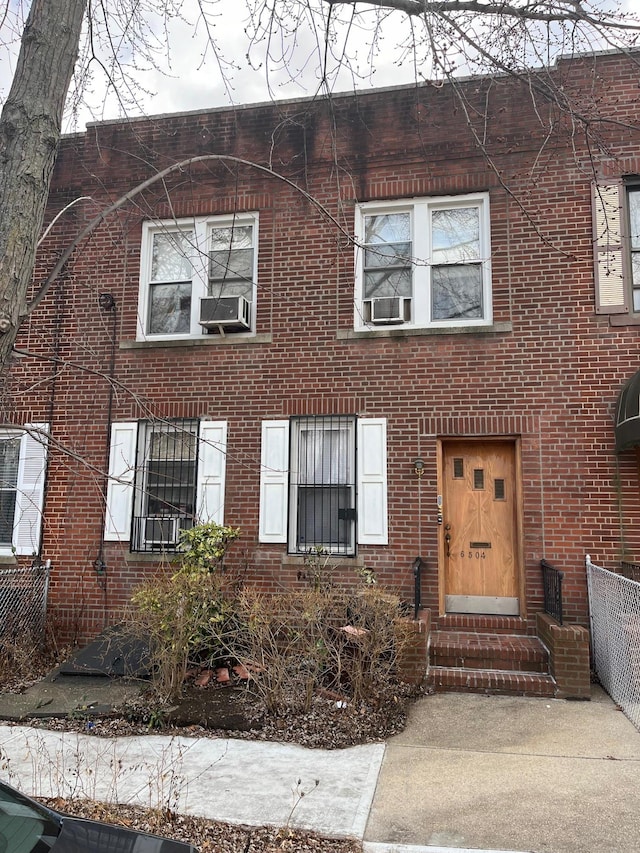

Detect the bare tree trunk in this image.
[0,0,86,370]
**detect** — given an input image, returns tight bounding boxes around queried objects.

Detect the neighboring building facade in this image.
[6,49,640,649]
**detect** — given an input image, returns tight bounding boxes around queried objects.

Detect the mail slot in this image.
[470,541,491,548]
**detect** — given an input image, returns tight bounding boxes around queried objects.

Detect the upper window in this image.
[628,187,640,312]
[355,194,492,331]
[138,214,258,340]
[592,179,640,318]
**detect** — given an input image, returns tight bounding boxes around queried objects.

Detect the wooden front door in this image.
[441,440,521,615]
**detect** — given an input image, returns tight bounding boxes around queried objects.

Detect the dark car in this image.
[0,780,199,852]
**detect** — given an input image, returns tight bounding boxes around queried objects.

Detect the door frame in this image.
[436,436,526,618]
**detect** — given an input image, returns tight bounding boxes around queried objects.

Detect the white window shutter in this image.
[259,420,289,543]
[197,421,227,523]
[592,180,628,314]
[14,423,49,556]
[357,418,388,545]
[104,422,137,541]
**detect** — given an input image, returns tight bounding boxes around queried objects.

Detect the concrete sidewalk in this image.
[0,686,638,853]
[364,687,640,853]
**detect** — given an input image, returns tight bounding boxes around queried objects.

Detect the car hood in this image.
[52,815,198,853]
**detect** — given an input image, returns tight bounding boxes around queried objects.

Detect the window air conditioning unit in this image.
[365,296,411,325]
[144,517,180,548]
[199,296,250,330]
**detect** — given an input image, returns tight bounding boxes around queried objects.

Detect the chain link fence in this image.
[0,564,50,643]
[586,555,640,731]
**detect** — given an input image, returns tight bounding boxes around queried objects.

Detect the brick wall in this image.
[8,51,640,641]
[536,612,591,699]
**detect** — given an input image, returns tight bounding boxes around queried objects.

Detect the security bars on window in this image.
[289,415,357,556]
[131,419,199,552]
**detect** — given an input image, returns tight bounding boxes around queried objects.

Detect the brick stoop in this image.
[428,629,557,697]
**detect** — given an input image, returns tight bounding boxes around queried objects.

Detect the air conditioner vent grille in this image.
[364,296,411,325]
[199,296,250,330]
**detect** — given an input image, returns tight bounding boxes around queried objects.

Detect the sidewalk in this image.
[0,685,638,853]
[364,686,640,853]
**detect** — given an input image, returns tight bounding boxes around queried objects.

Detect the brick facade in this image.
[7,50,640,643]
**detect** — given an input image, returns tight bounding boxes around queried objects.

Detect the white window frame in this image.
[354,193,492,331]
[0,424,49,557]
[137,213,259,341]
[104,419,227,548]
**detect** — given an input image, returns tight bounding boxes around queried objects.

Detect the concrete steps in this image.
[428,628,557,697]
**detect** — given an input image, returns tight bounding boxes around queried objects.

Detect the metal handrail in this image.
[412,557,425,620]
[541,559,564,625]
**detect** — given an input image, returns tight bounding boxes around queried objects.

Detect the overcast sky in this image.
[76,0,423,128]
[1,0,640,130]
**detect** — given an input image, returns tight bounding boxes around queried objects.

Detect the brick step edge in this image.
[430,631,549,671]
[428,666,557,697]
[434,615,529,634]
[430,654,549,673]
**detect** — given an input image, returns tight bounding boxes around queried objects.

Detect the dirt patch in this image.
[40,797,363,853]
[33,678,421,750]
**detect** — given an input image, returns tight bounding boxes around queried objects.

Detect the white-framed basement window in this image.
[0,424,49,557]
[259,417,388,555]
[354,194,492,331]
[104,419,227,551]
[137,214,258,341]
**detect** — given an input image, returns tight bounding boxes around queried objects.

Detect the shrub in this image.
[128,521,240,700]
[176,522,240,574]
[235,584,410,716]
[130,571,233,701]
[128,523,412,718]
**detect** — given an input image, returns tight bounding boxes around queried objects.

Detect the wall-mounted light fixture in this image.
[98,293,116,311]
[414,457,425,478]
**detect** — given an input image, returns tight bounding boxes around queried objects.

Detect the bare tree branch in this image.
[325,0,639,29]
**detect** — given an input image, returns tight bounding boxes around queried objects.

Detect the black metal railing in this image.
[412,556,425,619]
[620,562,640,582]
[131,515,193,552]
[290,415,356,556]
[541,559,564,624]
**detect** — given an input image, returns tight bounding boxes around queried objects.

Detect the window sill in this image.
[0,554,18,565]
[282,554,365,568]
[121,333,273,350]
[125,550,179,563]
[610,314,640,327]
[339,322,512,341]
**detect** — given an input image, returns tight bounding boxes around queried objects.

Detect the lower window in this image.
[104,418,227,549]
[0,436,21,547]
[289,415,356,556]
[259,415,387,551]
[131,419,199,551]
[0,425,48,557]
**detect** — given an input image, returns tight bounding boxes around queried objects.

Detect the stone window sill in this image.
[121,334,272,350]
[338,322,512,341]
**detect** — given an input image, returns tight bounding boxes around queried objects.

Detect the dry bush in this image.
[0,625,64,692]
[128,570,235,702]
[235,585,411,717]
